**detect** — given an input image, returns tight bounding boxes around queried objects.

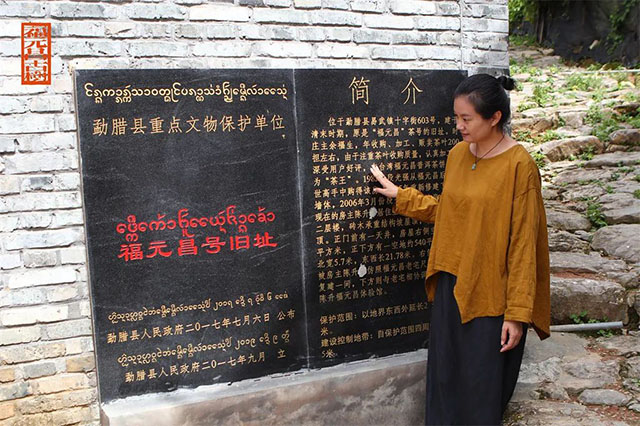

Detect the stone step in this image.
[578,389,632,406]
[582,151,640,168]
[609,129,640,146]
[548,230,590,253]
[595,332,640,357]
[550,276,626,324]
[553,167,612,186]
[592,224,640,264]
[559,356,620,396]
[550,252,628,275]
[539,136,603,162]
[546,209,592,232]
[599,193,640,225]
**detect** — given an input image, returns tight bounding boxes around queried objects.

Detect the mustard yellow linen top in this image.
[393,141,551,340]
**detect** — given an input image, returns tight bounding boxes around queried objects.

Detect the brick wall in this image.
[0,1,508,424]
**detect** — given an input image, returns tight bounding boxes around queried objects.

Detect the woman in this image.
[370,74,550,425]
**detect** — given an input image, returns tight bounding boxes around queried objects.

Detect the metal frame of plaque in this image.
[74,69,466,403]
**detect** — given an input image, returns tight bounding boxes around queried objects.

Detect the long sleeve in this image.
[392,187,439,223]
[504,187,540,324]
[411,142,550,339]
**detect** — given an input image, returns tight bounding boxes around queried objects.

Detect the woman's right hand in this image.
[370,164,399,199]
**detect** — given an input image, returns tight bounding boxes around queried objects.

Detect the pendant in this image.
[471,163,477,170]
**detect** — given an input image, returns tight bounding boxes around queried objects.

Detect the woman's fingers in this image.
[370,165,391,186]
[370,165,385,184]
[500,322,522,352]
[370,164,398,198]
[501,334,518,352]
[500,324,508,346]
[370,164,384,180]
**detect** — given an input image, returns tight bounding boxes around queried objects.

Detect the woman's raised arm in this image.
[370,164,439,224]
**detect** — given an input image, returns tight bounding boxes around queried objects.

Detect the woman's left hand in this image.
[500,320,523,352]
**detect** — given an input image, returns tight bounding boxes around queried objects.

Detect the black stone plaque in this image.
[75,68,466,402]
[294,70,466,366]
[75,70,305,402]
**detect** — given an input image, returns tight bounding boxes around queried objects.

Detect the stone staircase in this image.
[505,45,640,425]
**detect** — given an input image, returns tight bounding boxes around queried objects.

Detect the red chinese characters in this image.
[21,23,51,85]
[115,206,279,262]
[118,233,278,261]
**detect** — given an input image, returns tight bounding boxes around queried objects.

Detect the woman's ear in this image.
[491,110,502,127]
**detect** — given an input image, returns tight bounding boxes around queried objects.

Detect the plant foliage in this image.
[607,0,640,51]
[585,198,608,229]
[509,0,539,26]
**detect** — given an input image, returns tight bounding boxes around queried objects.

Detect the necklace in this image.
[471,134,505,170]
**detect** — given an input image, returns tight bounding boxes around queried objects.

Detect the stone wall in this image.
[0,1,508,424]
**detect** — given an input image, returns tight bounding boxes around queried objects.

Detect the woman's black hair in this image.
[453,74,516,130]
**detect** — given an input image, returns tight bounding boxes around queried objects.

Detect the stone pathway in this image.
[505,45,640,425]
[506,331,640,425]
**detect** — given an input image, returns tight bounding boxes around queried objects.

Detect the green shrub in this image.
[619,111,640,129]
[509,56,541,77]
[531,151,547,169]
[585,198,607,229]
[513,129,560,145]
[508,0,539,27]
[570,311,614,337]
[509,34,540,47]
[541,129,560,142]
[591,88,606,102]
[607,0,640,52]
[579,145,595,161]
[531,82,553,107]
[557,116,566,127]
[517,102,535,112]
[513,129,537,144]
[565,74,603,91]
[585,105,622,142]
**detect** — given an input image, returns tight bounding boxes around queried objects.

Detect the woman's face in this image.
[453,95,499,143]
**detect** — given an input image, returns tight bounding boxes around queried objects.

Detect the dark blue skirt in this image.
[426,272,527,425]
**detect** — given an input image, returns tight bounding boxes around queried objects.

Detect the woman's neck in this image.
[473,130,505,156]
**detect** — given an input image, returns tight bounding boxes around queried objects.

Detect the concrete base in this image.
[101,350,427,426]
